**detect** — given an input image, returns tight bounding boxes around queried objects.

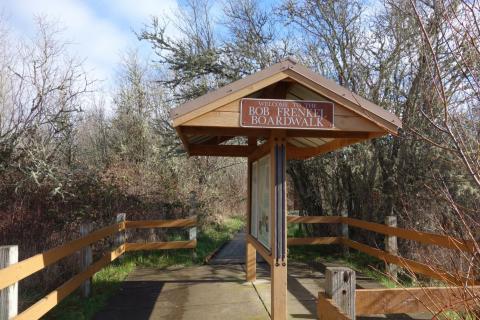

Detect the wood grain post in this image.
[189,192,198,260]
[246,240,256,282]
[270,134,287,320]
[246,158,257,282]
[116,213,126,258]
[189,191,198,228]
[341,211,349,256]
[80,224,93,298]
[0,245,18,320]
[245,130,257,284]
[189,226,197,260]
[325,267,355,319]
[271,263,287,320]
[385,216,398,281]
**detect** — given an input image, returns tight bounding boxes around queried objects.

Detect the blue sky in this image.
[1,0,180,93]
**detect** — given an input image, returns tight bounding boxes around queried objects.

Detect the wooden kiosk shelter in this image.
[171,57,402,320]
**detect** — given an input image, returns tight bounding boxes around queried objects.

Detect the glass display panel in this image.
[250,155,270,250]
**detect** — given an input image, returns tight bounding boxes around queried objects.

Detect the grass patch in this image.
[44,216,245,319]
[288,243,400,288]
[287,223,404,288]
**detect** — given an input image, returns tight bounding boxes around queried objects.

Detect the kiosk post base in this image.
[271,263,287,320]
[246,240,256,282]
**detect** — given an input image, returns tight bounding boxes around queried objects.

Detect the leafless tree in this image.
[0,18,92,192]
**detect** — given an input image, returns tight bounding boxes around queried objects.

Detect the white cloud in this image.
[1,0,179,106]
[110,0,178,25]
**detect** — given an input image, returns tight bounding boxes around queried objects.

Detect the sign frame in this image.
[240,98,335,130]
[250,154,271,251]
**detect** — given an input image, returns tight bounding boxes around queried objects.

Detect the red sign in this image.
[240,98,334,129]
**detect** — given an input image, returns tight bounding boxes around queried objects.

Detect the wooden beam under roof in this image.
[176,127,190,153]
[287,138,366,160]
[197,136,232,145]
[287,132,385,159]
[183,126,271,138]
[182,126,375,139]
[189,145,256,157]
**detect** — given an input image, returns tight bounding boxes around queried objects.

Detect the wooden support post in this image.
[385,215,398,281]
[189,191,198,260]
[246,158,257,282]
[80,223,93,298]
[270,134,287,320]
[271,263,287,320]
[189,226,197,260]
[116,213,126,259]
[246,240,256,282]
[325,267,356,319]
[341,211,349,256]
[0,245,18,320]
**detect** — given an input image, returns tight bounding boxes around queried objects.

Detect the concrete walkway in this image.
[94,262,328,320]
[209,232,264,265]
[93,264,270,320]
[94,234,430,320]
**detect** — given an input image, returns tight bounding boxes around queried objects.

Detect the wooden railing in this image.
[318,265,480,320]
[0,215,197,320]
[287,215,476,285]
[287,214,480,319]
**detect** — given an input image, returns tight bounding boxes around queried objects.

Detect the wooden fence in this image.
[287,214,479,319]
[287,214,476,285]
[0,215,197,320]
[317,266,480,320]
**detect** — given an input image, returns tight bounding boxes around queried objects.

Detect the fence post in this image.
[0,245,18,320]
[341,211,349,256]
[385,215,398,281]
[325,267,356,319]
[189,191,198,259]
[116,213,126,258]
[80,223,93,298]
[189,225,197,260]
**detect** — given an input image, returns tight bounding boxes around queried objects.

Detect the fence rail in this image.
[125,217,196,229]
[287,215,475,253]
[288,214,479,318]
[0,223,125,291]
[287,215,477,286]
[317,292,350,320]
[356,286,480,315]
[2,214,476,319]
[0,216,197,320]
[320,265,480,319]
[343,217,475,252]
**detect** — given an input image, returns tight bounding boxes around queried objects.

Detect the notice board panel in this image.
[250,154,271,250]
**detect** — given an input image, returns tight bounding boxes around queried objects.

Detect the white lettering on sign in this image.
[241,98,334,129]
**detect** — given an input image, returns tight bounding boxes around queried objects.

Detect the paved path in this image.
[94,233,430,320]
[93,264,270,320]
[208,232,264,265]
